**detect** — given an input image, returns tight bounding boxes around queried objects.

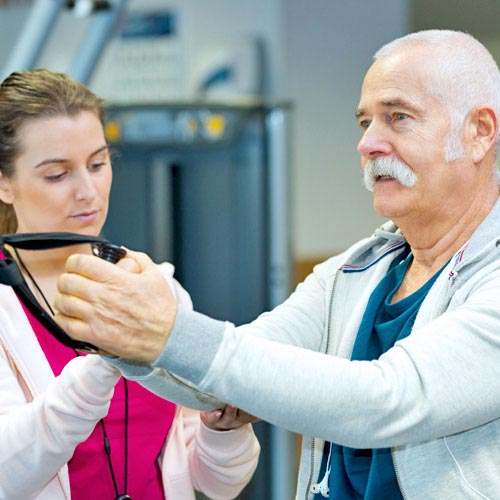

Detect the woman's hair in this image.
[0,68,105,233]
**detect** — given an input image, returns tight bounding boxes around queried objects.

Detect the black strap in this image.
[0,232,106,250]
[0,232,126,353]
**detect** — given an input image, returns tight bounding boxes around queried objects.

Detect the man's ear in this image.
[465,107,498,163]
[0,172,15,204]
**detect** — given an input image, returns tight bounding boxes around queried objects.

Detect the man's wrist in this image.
[152,305,226,385]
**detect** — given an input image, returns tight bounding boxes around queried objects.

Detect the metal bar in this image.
[68,0,128,84]
[265,106,297,500]
[1,0,66,80]
[266,106,292,308]
[149,155,174,263]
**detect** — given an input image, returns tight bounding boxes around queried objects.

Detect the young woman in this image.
[0,69,259,500]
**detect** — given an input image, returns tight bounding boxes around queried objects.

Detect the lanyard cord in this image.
[14,247,131,499]
[13,247,55,315]
[98,378,129,498]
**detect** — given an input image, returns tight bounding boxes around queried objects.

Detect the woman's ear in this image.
[465,107,498,163]
[0,172,15,204]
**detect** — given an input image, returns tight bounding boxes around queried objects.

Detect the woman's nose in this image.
[75,170,97,201]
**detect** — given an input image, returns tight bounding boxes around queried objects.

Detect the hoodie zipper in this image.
[305,268,341,499]
[392,451,408,500]
[304,242,406,499]
[324,269,341,358]
[392,250,464,500]
[305,437,318,500]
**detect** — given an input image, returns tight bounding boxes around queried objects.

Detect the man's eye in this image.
[394,113,407,121]
[359,120,371,130]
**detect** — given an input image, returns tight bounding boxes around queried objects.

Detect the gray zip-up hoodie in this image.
[114,197,500,500]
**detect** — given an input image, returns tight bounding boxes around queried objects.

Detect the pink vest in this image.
[21,301,176,499]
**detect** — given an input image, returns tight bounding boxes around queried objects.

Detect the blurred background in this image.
[2,0,500,498]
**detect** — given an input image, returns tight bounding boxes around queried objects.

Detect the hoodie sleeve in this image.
[163,406,260,500]
[0,354,120,499]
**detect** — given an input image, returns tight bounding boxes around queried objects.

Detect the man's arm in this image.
[55,250,500,449]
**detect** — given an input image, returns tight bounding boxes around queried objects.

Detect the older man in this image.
[55,30,500,499]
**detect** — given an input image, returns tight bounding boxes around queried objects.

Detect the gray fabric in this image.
[115,197,500,500]
[105,307,226,410]
[154,306,225,385]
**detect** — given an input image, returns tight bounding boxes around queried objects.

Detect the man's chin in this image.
[373,201,396,219]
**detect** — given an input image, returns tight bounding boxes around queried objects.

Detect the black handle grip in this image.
[94,242,127,263]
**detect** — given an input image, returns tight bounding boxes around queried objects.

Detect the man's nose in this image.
[357,121,393,158]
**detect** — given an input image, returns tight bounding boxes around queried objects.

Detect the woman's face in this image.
[0,111,112,236]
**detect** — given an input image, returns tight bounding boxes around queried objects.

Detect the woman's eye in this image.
[89,161,105,171]
[45,172,65,182]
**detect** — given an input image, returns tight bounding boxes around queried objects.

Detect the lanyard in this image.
[0,232,126,353]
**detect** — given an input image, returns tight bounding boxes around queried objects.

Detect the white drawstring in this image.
[310,443,332,498]
[444,437,491,500]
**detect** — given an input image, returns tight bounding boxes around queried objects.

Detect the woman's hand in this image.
[201,405,260,431]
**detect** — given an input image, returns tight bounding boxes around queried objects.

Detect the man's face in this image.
[356,50,469,223]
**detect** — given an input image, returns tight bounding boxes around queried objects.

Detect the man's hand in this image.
[201,405,260,431]
[54,250,177,362]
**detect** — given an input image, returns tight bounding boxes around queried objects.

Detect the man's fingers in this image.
[65,254,118,281]
[57,271,100,300]
[115,256,140,273]
[54,311,92,342]
[63,250,156,283]
[120,249,157,271]
[55,312,116,354]
[54,289,94,320]
[61,251,163,301]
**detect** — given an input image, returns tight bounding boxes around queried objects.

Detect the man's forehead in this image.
[356,54,431,115]
[356,94,423,117]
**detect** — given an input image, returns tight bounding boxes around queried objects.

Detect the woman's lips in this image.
[71,209,99,221]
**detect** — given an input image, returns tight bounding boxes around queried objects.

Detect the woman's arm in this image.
[177,407,260,499]
[0,355,119,499]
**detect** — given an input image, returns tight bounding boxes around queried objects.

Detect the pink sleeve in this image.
[164,407,260,499]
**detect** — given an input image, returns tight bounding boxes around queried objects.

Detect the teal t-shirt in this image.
[315,250,444,499]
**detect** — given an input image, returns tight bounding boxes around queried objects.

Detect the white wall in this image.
[0,0,411,260]
[0,1,285,97]
[283,0,410,258]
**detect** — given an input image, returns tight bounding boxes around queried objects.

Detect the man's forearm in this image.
[105,306,227,410]
[152,305,226,384]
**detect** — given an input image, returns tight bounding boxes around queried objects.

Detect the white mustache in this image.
[363,157,417,191]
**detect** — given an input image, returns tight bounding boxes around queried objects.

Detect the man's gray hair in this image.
[375,30,500,162]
